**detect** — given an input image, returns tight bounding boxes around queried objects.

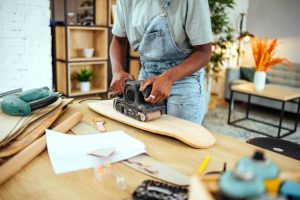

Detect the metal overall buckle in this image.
[161,5,170,17]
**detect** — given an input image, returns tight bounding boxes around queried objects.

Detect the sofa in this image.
[224,63,300,113]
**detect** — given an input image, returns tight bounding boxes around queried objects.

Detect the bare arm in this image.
[164,43,211,82]
[110,35,135,95]
[140,43,212,104]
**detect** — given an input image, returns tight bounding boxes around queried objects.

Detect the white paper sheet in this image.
[46,130,146,174]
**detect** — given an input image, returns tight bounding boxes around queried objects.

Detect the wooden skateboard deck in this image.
[0,98,62,146]
[87,100,216,148]
[0,99,73,157]
[0,112,83,184]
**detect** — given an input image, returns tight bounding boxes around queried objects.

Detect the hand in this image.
[110,70,135,95]
[140,73,174,104]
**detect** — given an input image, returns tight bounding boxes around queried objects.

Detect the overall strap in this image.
[161,0,173,14]
[165,0,173,7]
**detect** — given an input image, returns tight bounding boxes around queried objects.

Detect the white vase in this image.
[253,71,266,91]
[80,81,91,92]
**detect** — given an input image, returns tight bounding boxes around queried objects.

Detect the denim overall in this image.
[138,0,206,124]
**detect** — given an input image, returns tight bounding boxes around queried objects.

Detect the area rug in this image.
[203,102,300,144]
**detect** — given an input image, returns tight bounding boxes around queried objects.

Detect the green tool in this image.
[0,87,60,116]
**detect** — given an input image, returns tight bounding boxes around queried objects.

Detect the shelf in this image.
[68,57,108,62]
[53,0,109,98]
[68,26,108,61]
[109,0,117,27]
[69,88,107,97]
[95,0,108,26]
[55,26,108,61]
[129,59,141,80]
[56,61,108,96]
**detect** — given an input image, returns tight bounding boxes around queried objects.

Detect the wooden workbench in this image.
[0,102,299,200]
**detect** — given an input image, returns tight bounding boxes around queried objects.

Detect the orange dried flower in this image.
[251,37,291,72]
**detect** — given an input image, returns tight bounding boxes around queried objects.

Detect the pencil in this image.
[197,156,211,175]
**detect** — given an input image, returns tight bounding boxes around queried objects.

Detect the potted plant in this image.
[251,37,291,91]
[74,68,93,92]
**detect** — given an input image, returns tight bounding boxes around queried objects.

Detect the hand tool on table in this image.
[219,150,279,199]
[190,151,300,200]
[0,87,60,116]
[133,179,188,200]
[113,80,165,122]
[0,112,83,184]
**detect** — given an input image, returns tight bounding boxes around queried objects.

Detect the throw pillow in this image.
[240,67,255,82]
[240,67,270,83]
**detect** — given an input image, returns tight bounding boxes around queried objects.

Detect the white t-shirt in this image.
[112,0,213,52]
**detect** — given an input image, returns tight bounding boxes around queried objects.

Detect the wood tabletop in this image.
[0,102,299,200]
[231,83,300,101]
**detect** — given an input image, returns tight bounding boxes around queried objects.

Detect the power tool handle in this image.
[142,85,152,98]
[19,87,50,102]
[30,95,59,111]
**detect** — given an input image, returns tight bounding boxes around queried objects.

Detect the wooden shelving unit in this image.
[52,0,142,97]
[56,26,108,62]
[52,0,109,97]
[56,61,107,96]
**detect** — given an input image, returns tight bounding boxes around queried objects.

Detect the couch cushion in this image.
[240,67,270,83]
[240,67,255,82]
[267,63,300,88]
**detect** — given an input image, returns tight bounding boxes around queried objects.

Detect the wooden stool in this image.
[247,137,300,161]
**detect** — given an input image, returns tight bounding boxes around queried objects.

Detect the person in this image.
[110,0,212,124]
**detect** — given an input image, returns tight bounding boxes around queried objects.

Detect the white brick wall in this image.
[0,0,52,93]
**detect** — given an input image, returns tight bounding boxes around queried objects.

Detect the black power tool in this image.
[113,80,166,122]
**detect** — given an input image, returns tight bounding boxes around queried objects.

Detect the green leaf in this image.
[74,68,93,82]
[209,0,236,80]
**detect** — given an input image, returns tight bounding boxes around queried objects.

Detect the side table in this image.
[228,83,300,138]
